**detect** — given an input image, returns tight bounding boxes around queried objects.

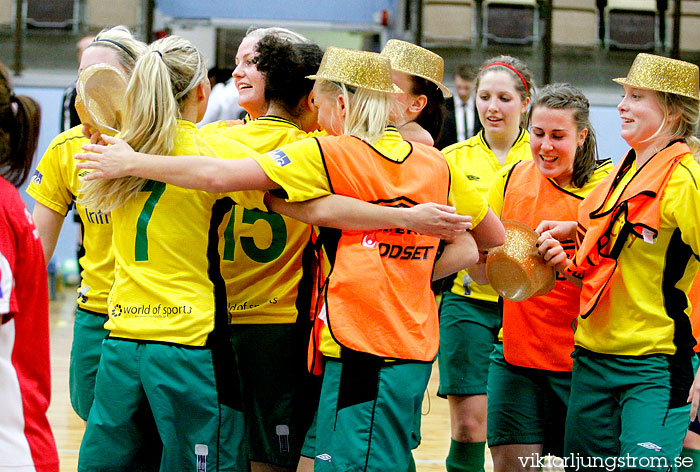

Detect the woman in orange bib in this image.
[484,83,612,471]
[539,54,700,470]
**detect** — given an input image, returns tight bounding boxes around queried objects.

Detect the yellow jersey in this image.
[106,120,263,346]
[204,116,317,324]
[27,125,113,314]
[442,129,532,302]
[575,153,700,355]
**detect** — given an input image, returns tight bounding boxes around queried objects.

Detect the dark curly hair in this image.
[253,35,323,118]
[0,62,41,187]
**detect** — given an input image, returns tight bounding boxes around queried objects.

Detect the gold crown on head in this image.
[613,53,699,101]
[307,47,403,94]
[75,63,128,136]
[381,39,452,98]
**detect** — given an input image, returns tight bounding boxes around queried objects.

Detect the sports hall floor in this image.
[48,289,564,472]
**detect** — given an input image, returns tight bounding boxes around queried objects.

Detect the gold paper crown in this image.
[486,220,555,302]
[381,39,452,98]
[75,63,128,136]
[307,47,403,94]
[613,53,699,101]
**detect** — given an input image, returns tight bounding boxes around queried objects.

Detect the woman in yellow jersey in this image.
[538,54,700,470]
[232,27,311,120]
[483,83,612,471]
[76,46,504,472]
[27,26,147,422]
[203,34,325,472]
[437,55,535,472]
[76,36,266,471]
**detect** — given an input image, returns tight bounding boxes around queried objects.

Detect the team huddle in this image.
[2,21,700,472]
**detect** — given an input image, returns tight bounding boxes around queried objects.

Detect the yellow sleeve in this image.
[252,138,332,202]
[203,136,267,211]
[487,165,512,219]
[199,121,229,136]
[445,156,488,227]
[664,155,700,255]
[26,127,85,215]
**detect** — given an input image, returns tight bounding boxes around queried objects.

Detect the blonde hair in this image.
[316,80,392,144]
[87,25,148,75]
[80,36,206,211]
[245,26,310,44]
[656,91,700,161]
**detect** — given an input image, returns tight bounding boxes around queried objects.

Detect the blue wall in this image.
[157,0,398,24]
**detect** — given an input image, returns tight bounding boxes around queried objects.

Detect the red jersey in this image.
[0,177,58,472]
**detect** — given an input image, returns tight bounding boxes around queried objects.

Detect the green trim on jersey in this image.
[209,116,317,325]
[106,121,264,346]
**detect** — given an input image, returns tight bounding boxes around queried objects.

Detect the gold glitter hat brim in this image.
[76,63,128,136]
[381,39,452,98]
[485,220,555,302]
[307,46,403,94]
[613,53,699,101]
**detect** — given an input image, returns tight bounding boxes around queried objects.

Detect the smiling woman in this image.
[232,27,310,120]
[436,55,535,472]
[484,83,611,472]
[538,53,700,470]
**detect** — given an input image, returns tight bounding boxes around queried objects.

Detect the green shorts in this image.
[69,308,108,421]
[300,408,318,459]
[438,293,501,396]
[564,348,698,472]
[314,354,432,472]
[487,344,570,455]
[231,323,321,467]
[78,338,246,472]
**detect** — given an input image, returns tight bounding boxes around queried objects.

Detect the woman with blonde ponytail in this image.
[76,36,264,471]
[27,25,147,423]
[75,46,505,471]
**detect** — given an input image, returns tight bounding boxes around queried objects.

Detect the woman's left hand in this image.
[537,231,570,273]
[74,135,137,180]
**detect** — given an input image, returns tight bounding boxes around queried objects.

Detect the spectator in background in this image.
[198,66,246,125]
[436,63,481,150]
[60,34,95,132]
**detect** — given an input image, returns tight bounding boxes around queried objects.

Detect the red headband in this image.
[482,62,529,94]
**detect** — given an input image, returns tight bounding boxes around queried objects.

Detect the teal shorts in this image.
[438,293,501,396]
[487,344,570,455]
[69,308,108,421]
[231,323,321,467]
[564,348,698,472]
[78,338,246,472]
[314,354,432,472]
[300,408,318,459]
